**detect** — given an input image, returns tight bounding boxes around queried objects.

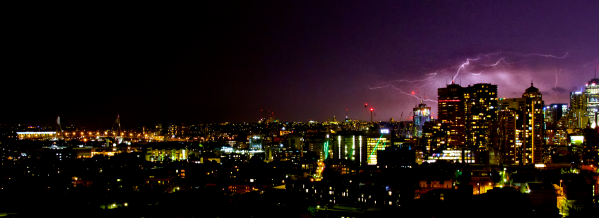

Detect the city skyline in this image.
[3,78,597,127]
[3,2,599,217]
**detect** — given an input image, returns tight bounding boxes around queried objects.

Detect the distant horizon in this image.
[2,77,587,127]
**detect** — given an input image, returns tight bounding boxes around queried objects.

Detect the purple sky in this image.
[3,1,599,126]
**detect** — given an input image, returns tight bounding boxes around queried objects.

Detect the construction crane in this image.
[395,112,403,137]
[400,111,413,137]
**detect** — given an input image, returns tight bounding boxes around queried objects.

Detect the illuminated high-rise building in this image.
[438,82,466,148]
[570,91,588,129]
[498,109,519,165]
[333,127,393,166]
[568,77,599,129]
[584,78,599,128]
[463,83,498,148]
[364,127,392,165]
[498,83,544,164]
[422,120,444,152]
[331,131,367,166]
[543,103,569,147]
[543,104,569,129]
[523,84,545,164]
[437,82,497,149]
[413,103,431,138]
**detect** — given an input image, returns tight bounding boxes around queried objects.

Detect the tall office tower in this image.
[365,127,392,165]
[331,131,368,166]
[570,91,588,129]
[543,104,569,129]
[438,82,498,149]
[438,82,466,148]
[498,83,545,164]
[498,110,519,165]
[585,78,599,128]
[521,83,545,164]
[543,104,569,147]
[422,120,444,152]
[413,103,431,138]
[463,83,498,148]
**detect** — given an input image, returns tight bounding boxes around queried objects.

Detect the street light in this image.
[559,179,563,195]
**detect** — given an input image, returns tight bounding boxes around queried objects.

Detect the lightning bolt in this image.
[552,68,559,102]
[452,57,479,81]
[517,52,569,58]
[451,52,568,80]
[371,51,571,104]
[483,51,569,59]
[582,57,599,67]
[369,84,438,103]
[483,57,505,67]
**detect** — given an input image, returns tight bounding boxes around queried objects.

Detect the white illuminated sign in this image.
[571,136,584,145]
[380,129,389,134]
[16,132,56,135]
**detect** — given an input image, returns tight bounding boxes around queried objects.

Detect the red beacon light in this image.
[370,108,374,111]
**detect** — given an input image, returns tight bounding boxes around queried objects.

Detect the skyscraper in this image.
[438,82,466,148]
[498,109,518,165]
[365,127,392,165]
[543,103,569,129]
[570,91,588,129]
[413,103,431,138]
[584,78,599,128]
[463,83,498,148]
[523,84,545,164]
[437,82,498,149]
[498,83,544,164]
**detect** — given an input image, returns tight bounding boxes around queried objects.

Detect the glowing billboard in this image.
[570,136,584,145]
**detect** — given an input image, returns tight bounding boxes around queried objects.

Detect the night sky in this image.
[3,1,599,127]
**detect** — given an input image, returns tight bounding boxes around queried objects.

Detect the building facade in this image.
[498,83,544,164]
[438,82,466,148]
[331,131,368,166]
[438,82,498,149]
[585,78,599,128]
[413,103,431,138]
[463,83,498,148]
